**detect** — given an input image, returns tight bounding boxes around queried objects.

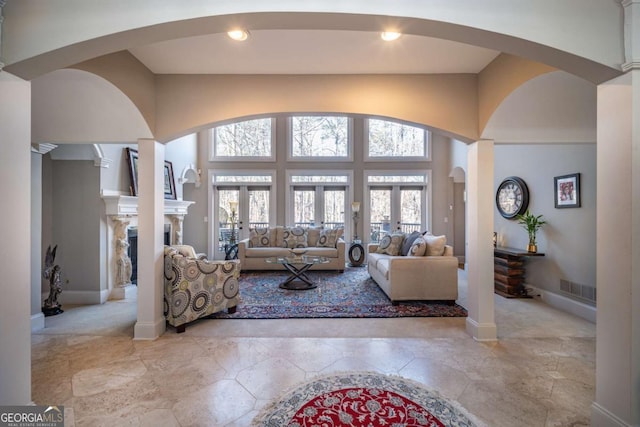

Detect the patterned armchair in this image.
[164,245,240,333]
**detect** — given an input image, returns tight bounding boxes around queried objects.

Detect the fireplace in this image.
[102,193,195,299]
[127,224,171,284]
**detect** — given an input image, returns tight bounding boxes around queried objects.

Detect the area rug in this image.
[252,372,484,427]
[211,267,467,319]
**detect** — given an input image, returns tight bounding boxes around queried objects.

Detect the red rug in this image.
[252,372,483,427]
[293,387,446,426]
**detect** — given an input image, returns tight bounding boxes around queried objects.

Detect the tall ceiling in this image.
[128,30,500,75]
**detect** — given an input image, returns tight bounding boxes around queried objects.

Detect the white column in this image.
[0,72,32,405]
[593,70,639,427]
[134,139,166,340]
[465,140,497,341]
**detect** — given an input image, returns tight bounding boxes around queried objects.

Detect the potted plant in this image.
[516,210,546,253]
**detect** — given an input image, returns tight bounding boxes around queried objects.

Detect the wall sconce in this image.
[352,202,361,241]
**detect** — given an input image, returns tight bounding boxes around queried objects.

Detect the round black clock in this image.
[496,176,529,219]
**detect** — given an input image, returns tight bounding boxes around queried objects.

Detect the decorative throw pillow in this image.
[408,236,427,256]
[172,245,197,258]
[317,227,344,248]
[282,226,308,248]
[249,227,272,248]
[401,231,422,256]
[375,232,405,256]
[424,234,447,256]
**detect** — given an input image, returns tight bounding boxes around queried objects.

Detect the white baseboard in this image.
[465,317,498,341]
[31,312,45,332]
[134,318,166,340]
[528,286,596,323]
[42,289,110,305]
[591,402,631,427]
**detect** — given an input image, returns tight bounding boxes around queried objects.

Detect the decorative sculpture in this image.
[113,219,132,287]
[42,245,64,316]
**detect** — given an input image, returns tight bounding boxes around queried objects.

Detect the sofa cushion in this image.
[249,227,273,247]
[306,226,322,247]
[408,236,428,256]
[282,226,307,248]
[376,232,405,256]
[318,227,344,248]
[401,231,422,256]
[424,234,447,256]
[245,247,291,258]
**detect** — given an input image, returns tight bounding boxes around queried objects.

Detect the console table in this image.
[494,247,545,298]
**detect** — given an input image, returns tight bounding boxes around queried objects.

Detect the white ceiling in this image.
[128,30,500,75]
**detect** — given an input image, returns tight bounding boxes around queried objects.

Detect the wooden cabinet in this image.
[494,247,544,298]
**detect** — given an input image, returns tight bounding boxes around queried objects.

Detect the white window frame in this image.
[286,169,354,237]
[287,115,354,162]
[364,118,432,162]
[207,169,277,258]
[363,170,432,244]
[209,117,276,162]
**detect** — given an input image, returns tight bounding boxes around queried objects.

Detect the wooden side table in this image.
[494,247,545,298]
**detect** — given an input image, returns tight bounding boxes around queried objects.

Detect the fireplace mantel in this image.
[102,194,195,216]
[101,193,195,300]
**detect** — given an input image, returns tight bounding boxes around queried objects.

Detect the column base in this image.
[110,284,136,300]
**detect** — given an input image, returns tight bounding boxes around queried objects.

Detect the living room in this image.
[1,3,638,426]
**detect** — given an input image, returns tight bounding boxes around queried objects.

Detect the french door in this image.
[213,185,273,259]
[291,185,346,230]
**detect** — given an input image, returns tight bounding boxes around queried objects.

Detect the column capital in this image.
[622,0,640,71]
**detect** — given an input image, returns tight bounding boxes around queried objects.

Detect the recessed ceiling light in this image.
[380,31,402,42]
[227,30,250,41]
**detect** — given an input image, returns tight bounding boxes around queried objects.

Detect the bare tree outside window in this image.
[368,119,425,157]
[215,118,272,157]
[292,116,348,157]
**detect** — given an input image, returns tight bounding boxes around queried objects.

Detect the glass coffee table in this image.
[265,255,330,290]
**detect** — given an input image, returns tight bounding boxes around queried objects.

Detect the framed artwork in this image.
[125,148,177,200]
[554,173,580,208]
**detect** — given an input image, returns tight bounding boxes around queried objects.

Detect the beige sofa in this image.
[367,233,458,304]
[237,226,345,271]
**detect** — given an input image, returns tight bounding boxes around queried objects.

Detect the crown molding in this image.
[31,143,58,155]
[94,157,112,168]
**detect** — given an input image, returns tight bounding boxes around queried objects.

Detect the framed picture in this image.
[125,148,177,200]
[554,173,580,208]
[163,160,176,200]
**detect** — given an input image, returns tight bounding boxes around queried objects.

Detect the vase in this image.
[527,244,537,253]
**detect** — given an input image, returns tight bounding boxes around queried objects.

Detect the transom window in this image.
[289,116,351,160]
[210,118,275,161]
[366,118,430,161]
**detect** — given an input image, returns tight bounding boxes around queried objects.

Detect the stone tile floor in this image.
[32,269,595,426]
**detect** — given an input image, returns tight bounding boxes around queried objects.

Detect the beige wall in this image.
[155,74,479,142]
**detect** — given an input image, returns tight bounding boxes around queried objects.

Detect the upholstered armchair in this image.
[164,245,240,333]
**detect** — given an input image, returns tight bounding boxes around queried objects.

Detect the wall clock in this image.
[496,176,529,219]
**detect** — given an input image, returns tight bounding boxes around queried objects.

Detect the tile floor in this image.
[32,269,595,427]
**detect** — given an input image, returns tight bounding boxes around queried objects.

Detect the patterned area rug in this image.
[252,372,484,427]
[211,266,467,319]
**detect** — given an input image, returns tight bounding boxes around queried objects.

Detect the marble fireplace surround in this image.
[102,194,194,300]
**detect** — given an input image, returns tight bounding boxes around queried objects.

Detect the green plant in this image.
[516,210,547,245]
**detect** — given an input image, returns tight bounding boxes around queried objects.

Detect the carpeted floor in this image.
[211,266,467,319]
[252,372,483,427]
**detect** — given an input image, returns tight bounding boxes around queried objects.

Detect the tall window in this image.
[366,118,430,161]
[210,171,276,258]
[366,172,430,243]
[210,118,275,161]
[287,171,352,233]
[289,116,351,160]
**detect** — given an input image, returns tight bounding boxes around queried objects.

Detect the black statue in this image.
[42,245,64,316]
